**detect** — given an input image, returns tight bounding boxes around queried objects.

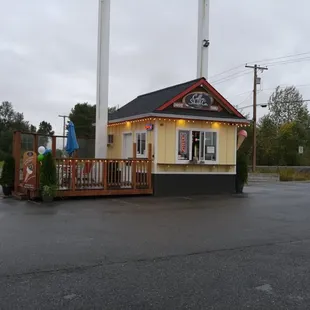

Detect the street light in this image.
[238,103,267,111]
[236,103,267,172]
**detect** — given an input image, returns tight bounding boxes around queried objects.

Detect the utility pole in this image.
[245,64,268,172]
[58,115,69,152]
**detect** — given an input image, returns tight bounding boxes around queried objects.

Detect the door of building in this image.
[122,133,133,186]
[123,133,133,158]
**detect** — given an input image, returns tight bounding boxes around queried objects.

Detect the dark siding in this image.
[152,174,236,196]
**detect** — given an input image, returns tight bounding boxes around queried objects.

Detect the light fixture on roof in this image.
[203,39,210,47]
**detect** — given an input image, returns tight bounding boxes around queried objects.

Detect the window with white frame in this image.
[177,129,218,163]
[136,132,147,157]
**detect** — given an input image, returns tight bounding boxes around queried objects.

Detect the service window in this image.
[176,129,218,163]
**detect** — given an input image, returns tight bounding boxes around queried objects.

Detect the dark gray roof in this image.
[108,77,245,121]
[109,78,202,121]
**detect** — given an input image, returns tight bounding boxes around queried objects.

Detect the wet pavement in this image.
[1,182,310,309]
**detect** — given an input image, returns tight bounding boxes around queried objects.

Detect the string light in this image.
[58,159,151,164]
[108,117,250,127]
[57,159,153,164]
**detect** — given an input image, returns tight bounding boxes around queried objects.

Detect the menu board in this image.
[178,131,190,160]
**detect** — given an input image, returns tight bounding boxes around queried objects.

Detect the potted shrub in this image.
[0,155,15,196]
[235,152,248,194]
[40,152,57,202]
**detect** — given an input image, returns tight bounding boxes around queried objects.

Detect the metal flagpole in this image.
[95,0,111,158]
[197,0,210,79]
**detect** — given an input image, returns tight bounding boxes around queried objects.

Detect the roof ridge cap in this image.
[138,78,204,98]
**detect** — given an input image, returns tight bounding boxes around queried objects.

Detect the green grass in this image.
[255,167,278,174]
[0,161,3,169]
[251,166,310,181]
[250,167,279,174]
[279,169,310,182]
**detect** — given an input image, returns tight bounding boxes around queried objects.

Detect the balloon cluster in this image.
[37,146,52,162]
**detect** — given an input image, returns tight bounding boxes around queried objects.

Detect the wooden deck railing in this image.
[55,157,152,196]
[54,142,153,197]
[13,132,153,197]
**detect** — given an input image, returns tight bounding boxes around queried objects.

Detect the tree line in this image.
[240,85,310,166]
[2,85,310,166]
[0,101,116,160]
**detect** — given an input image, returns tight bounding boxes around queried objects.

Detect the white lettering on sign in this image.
[182,92,214,109]
[189,93,208,107]
[173,92,221,111]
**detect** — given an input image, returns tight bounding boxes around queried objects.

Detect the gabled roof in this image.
[109,77,245,121]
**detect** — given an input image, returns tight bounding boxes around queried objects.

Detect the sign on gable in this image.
[173,92,221,111]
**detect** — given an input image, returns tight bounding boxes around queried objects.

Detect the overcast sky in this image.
[1,0,310,134]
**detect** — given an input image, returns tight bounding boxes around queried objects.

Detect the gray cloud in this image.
[1,0,310,134]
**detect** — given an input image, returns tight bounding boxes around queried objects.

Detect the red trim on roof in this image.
[156,78,244,118]
[201,80,244,118]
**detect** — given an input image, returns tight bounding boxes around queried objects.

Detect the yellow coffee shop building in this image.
[107,77,250,196]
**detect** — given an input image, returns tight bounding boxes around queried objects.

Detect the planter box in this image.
[2,185,13,196]
[42,195,54,203]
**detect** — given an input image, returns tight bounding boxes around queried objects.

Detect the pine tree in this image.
[40,152,57,190]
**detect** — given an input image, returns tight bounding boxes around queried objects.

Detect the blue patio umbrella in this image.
[65,121,79,156]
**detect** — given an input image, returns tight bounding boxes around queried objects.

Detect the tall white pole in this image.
[197,0,210,79]
[95,0,110,158]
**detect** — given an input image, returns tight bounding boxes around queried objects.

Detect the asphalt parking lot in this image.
[1,182,310,309]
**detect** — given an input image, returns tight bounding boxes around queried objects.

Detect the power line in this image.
[209,51,310,81]
[211,70,251,85]
[238,99,310,109]
[212,56,310,86]
[236,90,268,108]
[231,84,310,98]
[266,57,310,67]
[229,89,267,99]
[263,83,310,91]
[228,90,253,98]
[208,65,244,80]
[260,99,310,105]
[250,51,310,65]
[206,53,310,88]
[236,92,310,110]
[250,56,310,68]
[237,93,253,107]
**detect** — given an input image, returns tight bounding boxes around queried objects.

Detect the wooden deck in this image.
[12,131,153,199]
